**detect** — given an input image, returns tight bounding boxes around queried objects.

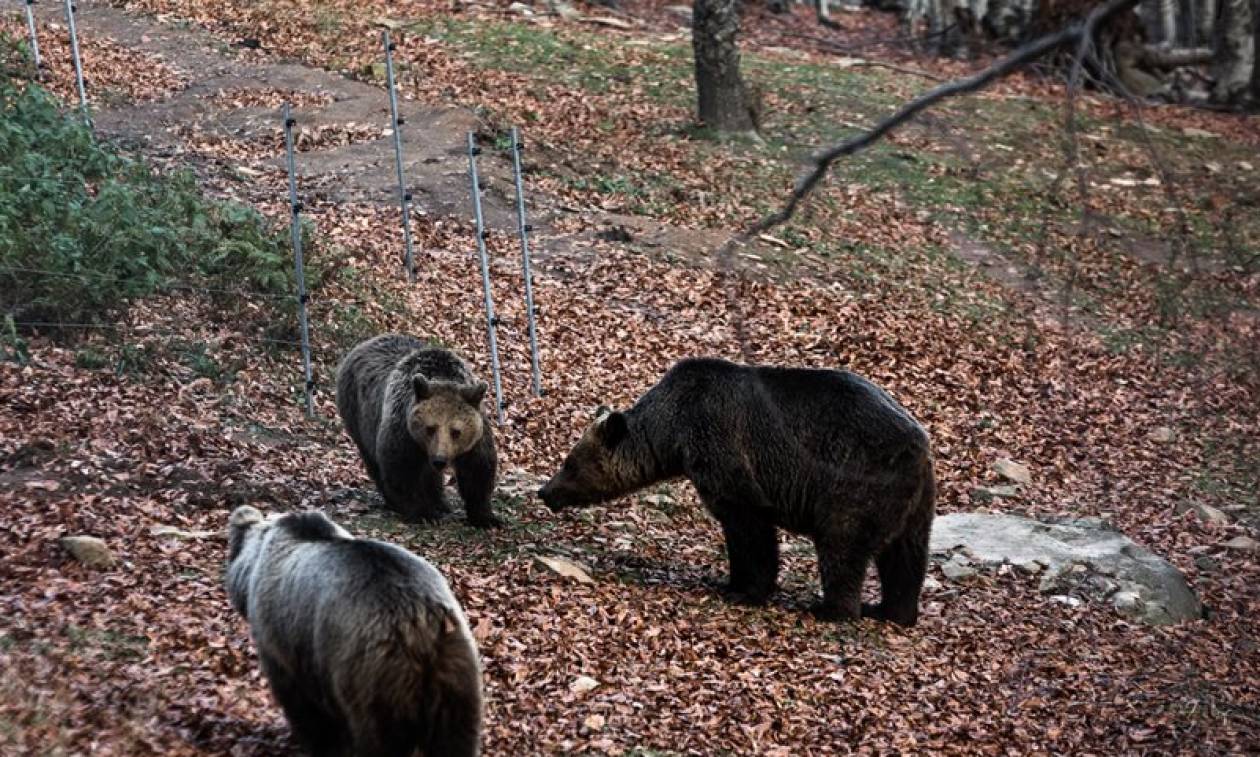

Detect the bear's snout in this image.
[537,482,562,512]
[431,457,449,471]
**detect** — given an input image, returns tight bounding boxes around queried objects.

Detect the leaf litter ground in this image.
[1,1,1258,754]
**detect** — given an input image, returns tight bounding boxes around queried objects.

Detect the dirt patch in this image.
[27,0,779,268]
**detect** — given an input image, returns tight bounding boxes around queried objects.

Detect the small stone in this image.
[1049,595,1082,608]
[922,575,942,591]
[1016,559,1043,575]
[1193,556,1220,573]
[642,493,675,507]
[1222,536,1259,552]
[507,2,534,15]
[547,0,581,20]
[1149,426,1176,443]
[61,536,117,569]
[582,714,606,731]
[536,555,594,584]
[570,676,599,694]
[1175,501,1230,525]
[993,458,1032,485]
[972,484,1021,502]
[941,554,977,581]
[1112,590,1143,616]
[150,524,216,540]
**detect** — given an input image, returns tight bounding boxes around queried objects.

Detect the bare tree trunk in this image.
[1252,0,1260,99]
[1159,0,1179,41]
[1211,0,1255,102]
[1199,0,1218,43]
[693,0,757,133]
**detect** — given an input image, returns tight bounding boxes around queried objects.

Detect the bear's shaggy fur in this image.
[538,357,935,626]
[336,334,499,527]
[225,506,483,757]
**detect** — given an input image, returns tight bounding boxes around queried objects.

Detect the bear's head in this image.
[538,407,636,511]
[408,376,487,471]
[227,505,266,563]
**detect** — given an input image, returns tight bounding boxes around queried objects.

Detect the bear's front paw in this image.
[861,601,918,627]
[808,602,860,622]
[720,583,773,607]
[467,514,504,529]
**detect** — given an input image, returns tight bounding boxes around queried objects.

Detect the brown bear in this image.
[538,357,935,626]
[225,506,483,756]
[336,334,499,527]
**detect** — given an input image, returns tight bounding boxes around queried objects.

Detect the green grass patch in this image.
[410,18,691,103]
[0,69,300,328]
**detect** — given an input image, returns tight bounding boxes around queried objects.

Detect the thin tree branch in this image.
[741,0,1142,241]
[716,0,1141,363]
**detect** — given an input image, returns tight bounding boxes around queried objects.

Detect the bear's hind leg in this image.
[261,656,349,757]
[811,530,873,622]
[865,500,932,627]
[716,505,780,605]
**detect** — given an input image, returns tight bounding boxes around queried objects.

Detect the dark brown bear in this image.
[226,506,483,756]
[336,334,499,527]
[538,357,935,626]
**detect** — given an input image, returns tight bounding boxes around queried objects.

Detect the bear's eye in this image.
[451,429,461,440]
[425,425,437,436]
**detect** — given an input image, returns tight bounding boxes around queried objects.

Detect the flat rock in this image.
[972,484,1021,502]
[1222,535,1259,552]
[931,513,1200,625]
[536,555,594,584]
[150,524,216,540]
[993,458,1032,484]
[570,675,600,694]
[61,535,117,569]
[1175,501,1230,525]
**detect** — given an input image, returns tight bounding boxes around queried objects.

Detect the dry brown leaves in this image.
[2,1,1258,755]
[1,16,187,105]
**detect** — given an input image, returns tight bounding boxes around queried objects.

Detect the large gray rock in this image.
[930,513,1201,625]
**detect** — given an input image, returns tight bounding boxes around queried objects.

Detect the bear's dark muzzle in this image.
[537,483,564,512]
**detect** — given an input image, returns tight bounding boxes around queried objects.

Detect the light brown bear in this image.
[539,357,935,626]
[336,334,499,527]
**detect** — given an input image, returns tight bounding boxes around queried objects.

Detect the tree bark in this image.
[1199,0,1218,42]
[1211,0,1255,102]
[1252,0,1260,100]
[693,0,757,133]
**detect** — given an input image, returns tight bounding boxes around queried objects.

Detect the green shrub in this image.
[0,78,299,327]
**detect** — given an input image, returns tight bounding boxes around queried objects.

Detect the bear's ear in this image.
[413,375,432,400]
[460,381,488,406]
[594,405,613,420]
[601,411,628,449]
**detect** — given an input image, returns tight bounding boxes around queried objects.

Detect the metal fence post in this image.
[62,0,90,126]
[466,132,505,424]
[23,0,42,75]
[283,104,315,419]
[382,29,416,282]
[509,126,543,397]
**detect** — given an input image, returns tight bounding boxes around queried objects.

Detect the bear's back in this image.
[659,358,926,458]
[756,364,927,447]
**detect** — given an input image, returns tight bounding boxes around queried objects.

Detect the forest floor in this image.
[1,0,1258,754]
